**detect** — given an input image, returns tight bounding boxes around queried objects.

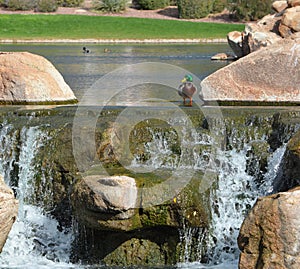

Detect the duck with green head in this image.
[178,74,197,106]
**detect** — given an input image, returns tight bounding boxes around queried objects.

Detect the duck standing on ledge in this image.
[178,74,197,106]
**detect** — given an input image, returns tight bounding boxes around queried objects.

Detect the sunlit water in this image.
[0,43,231,102]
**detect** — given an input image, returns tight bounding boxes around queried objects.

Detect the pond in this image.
[0,43,231,102]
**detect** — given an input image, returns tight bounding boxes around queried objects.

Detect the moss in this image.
[287,130,300,155]
[103,238,166,266]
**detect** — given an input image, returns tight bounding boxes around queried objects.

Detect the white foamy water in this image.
[0,126,74,269]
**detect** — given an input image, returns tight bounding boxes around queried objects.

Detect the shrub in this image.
[93,0,127,12]
[56,0,84,7]
[211,0,227,13]
[228,0,273,21]
[35,0,58,12]
[177,0,214,19]
[5,0,36,10]
[137,0,170,10]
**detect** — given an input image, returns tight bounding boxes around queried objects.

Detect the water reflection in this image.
[1,43,231,102]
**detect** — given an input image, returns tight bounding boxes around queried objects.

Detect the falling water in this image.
[130,116,291,268]
[0,112,295,269]
[0,124,74,268]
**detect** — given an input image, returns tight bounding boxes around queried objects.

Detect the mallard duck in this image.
[83,47,90,53]
[178,74,197,106]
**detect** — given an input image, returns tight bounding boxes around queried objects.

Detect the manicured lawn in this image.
[0,14,244,40]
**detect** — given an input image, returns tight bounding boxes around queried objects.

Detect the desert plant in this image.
[5,0,36,10]
[136,0,170,10]
[228,0,273,21]
[35,0,58,12]
[56,0,83,7]
[93,0,127,12]
[211,0,227,13]
[177,0,214,19]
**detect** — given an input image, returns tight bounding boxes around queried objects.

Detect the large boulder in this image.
[273,0,288,12]
[288,0,300,7]
[281,6,300,33]
[0,175,18,253]
[72,175,138,231]
[0,52,77,104]
[238,187,300,269]
[201,40,300,104]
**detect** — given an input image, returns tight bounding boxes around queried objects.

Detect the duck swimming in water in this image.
[83,47,90,53]
[178,74,197,106]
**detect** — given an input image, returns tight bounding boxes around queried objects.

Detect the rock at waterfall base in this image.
[72,175,138,230]
[238,187,300,269]
[0,52,77,104]
[0,175,18,253]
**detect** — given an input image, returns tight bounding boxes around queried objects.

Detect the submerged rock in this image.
[201,40,300,104]
[0,52,77,104]
[0,175,18,253]
[211,52,236,61]
[238,187,300,269]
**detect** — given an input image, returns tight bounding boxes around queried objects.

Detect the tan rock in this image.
[279,21,293,37]
[211,53,236,61]
[281,6,300,32]
[255,14,282,34]
[273,0,288,12]
[245,18,282,52]
[288,0,300,7]
[0,175,18,253]
[227,15,282,58]
[72,175,138,230]
[0,52,77,104]
[238,187,300,269]
[227,31,250,58]
[200,40,300,104]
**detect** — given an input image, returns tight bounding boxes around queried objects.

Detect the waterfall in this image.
[0,108,296,269]
[0,124,74,268]
[130,115,291,268]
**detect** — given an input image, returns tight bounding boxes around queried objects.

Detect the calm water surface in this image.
[1,43,231,102]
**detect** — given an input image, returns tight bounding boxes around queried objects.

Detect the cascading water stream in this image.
[0,112,295,269]
[205,145,286,266]
[0,124,74,268]
[130,116,290,268]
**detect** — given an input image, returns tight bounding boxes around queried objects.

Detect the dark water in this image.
[0,43,232,101]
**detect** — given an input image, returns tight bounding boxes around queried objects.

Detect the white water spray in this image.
[0,125,74,268]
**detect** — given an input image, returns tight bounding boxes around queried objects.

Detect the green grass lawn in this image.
[0,14,244,40]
